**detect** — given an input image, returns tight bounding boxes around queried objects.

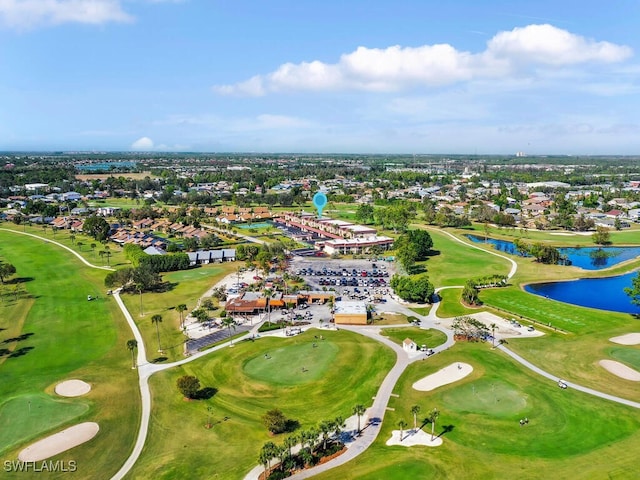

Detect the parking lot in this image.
[290,257,395,302]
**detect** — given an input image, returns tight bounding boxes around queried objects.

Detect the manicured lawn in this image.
[128,329,395,479]
[370,312,411,325]
[381,327,447,349]
[434,287,481,318]
[608,347,640,370]
[0,393,89,452]
[244,340,339,385]
[412,228,512,287]
[119,262,236,363]
[314,342,640,479]
[0,229,140,479]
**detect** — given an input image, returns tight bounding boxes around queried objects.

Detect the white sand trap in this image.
[55,379,91,397]
[386,428,442,447]
[18,422,99,462]
[413,362,473,392]
[609,333,640,345]
[599,360,640,381]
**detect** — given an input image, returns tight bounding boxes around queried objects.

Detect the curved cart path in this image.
[0,228,115,271]
[10,227,637,479]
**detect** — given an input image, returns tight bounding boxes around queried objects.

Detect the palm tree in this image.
[177,304,187,330]
[151,314,163,352]
[259,441,277,477]
[283,435,297,458]
[491,323,497,347]
[353,404,366,435]
[221,317,236,345]
[411,405,421,431]
[77,241,84,251]
[319,420,333,451]
[70,233,76,244]
[137,282,145,317]
[333,416,345,440]
[397,419,408,442]
[263,288,272,325]
[429,408,440,441]
[90,243,97,256]
[126,339,138,369]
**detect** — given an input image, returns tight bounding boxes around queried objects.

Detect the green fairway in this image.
[0,229,139,479]
[0,393,90,452]
[380,326,447,349]
[128,329,395,479]
[243,340,339,385]
[314,342,640,479]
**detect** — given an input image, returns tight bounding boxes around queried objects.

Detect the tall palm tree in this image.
[263,288,272,325]
[90,243,97,256]
[70,234,76,244]
[353,404,366,435]
[429,408,440,441]
[126,339,138,369]
[491,323,497,347]
[221,317,236,345]
[283,435,297,458]
[259,442,277,477]
[411,405,421,431]
[397,419,408,442]
[151,314,163,352]
[176,304,187,330]
[76,241,84,251]
[319,420,333,450]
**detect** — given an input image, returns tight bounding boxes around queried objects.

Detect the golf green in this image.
[608,347,640,370]
[440,378,527,417]
[0,393,89,453]
[243,339,339,385]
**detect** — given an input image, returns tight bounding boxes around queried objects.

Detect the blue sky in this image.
[1,0,639,154]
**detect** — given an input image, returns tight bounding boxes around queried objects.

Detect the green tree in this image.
[355,204,375,224]
[429,408,440,440]
[262,408,288,435]
[221,317,237,344]
[624,272,640,306]
[176,375,200,399]
[83,215,111,242]
[592,226,612,246]
[0,262,17,284]
[151,314,163,352]
[411,405,421,431]
[177,303,187,329]
[353,404,366,435]
[126,339,138,369]
[397,419,408,442]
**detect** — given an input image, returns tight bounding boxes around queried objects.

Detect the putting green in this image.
[0,393,89,453]
[440,379,527,417]
[243,339,339,385]
[609,347,640,371]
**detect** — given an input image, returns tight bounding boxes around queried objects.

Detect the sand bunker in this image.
[18,422,99,462]
[609,333,640,346]
[386,428,442,447]
[55,379,91,397]
[413,362,473,392]
[599,360,640,381]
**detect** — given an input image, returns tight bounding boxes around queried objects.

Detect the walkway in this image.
[10,227,640,479]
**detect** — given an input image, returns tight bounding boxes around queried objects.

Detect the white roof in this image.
[334,301,367,315]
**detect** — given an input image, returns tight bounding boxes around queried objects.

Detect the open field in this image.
[0,230,139,479]
[127,329,395,479]
[119,262,237,363]
[75,171,156,181]
[313,342,640,479]
[381,326,448,349]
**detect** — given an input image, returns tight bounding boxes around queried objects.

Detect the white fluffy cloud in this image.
[0,0,132,28]
[131,136,154,150]
[213,24,632,96]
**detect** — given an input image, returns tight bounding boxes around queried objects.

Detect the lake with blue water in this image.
[466,234,640,313]
[76,161,137,171]
[525,273,640,314]
[466,234,640,270]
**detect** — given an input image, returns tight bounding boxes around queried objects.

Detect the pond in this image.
[466,235,640,270]
[524,273,640,314]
